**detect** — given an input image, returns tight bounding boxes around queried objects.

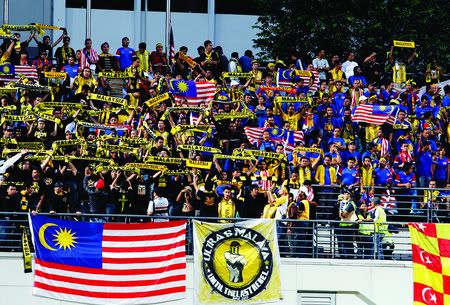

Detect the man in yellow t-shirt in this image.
[277,103,302,131]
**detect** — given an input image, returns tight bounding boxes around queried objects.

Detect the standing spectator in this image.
[338,190,357,259]
[291,51,304,70]
[116,37,135,71]
[394,162,417,216]
[312,49,330,82]
[239,50,253,73]
[416,141,433,187]
[136,42,152,76]
[356,201,374,259]
[199,40,220,77]
[173,46,190,79]
[215,46,229,76]
[97,42,118,72]
[150,42,167,74]
[33,30,66,61]
[54,36,75,69]
[80,38,99,72]
[425,56,443,84]
[341,51,359,79]
[237,185,267,218]
[228,52,241,83]
[147,188,169,221]
[432,147,449,187]
[362,52,383,85]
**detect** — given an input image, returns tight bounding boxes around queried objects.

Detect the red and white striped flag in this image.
[277,69,320,91]
[0,65,38,83]
[30,215,187,305]
[244,127,304,152]
[169,80,216,106]
[169,26,175,63]
[352,104,397,126]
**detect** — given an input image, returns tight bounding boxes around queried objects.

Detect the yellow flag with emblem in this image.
[193,219,282,304]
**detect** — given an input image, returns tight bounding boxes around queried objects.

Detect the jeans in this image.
[357,234,374,259]
[337,224,356,259]
[418,176,432,188]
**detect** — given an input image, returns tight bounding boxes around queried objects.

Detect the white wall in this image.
[65,9,259,59]
[1,254,412,305]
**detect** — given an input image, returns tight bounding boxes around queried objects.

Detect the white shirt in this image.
[342,60,359,78]
[312,57,329,80]
[147,197,169,222]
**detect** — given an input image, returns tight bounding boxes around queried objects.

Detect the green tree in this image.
[253,0,449,73]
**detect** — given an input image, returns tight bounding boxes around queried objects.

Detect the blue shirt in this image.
[239,56,253,73]
[116,47,135,71]
[62,64,79,78]
[339,167,359,185]
[374,167,391,186]
[341,150,361,165]
[443,95,450,107]
[433,156,448,181]
[259,141,276,151]
[417,150,433,177]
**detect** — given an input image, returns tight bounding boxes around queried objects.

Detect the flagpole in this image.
[3,0,9,24]
[165,0,171,64]
[86,0,92,39]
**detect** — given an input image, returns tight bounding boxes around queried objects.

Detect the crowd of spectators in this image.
[0,27,449,249]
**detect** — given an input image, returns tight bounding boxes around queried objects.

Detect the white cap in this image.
[230,80,239,86]
[359,95,368,102]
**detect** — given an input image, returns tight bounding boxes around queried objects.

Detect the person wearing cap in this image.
[115,37,135,71]
[243,60,262,92]
[83,170,109,221]
[369,197,388,259]
[48,182,80,217]
[356,201,374,259]
[338,189,357,259]
[341,140,361,166]
[150,42,167,74]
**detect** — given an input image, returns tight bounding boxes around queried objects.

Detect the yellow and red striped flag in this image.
[409,223,450,305]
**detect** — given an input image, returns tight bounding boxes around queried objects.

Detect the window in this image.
[215,0,259,15]
[298,292,336,305]
[66,0,134,11]
[144,0,207,13]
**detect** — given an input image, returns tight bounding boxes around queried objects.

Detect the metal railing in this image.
[312,184,450,224]
[0,212,412,260]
